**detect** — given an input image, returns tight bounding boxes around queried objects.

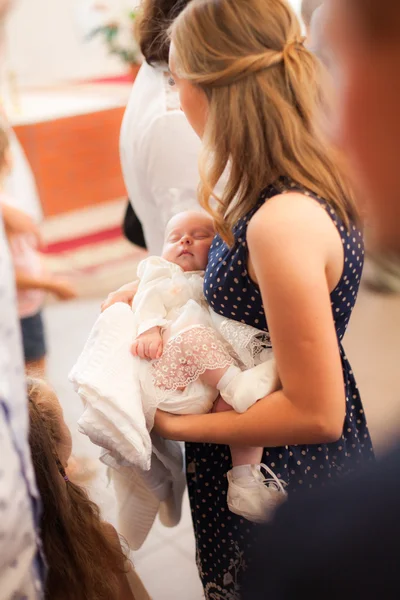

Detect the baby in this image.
[72,211,286,524]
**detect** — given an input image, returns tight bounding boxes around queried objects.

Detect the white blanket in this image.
[70,302,153,471]
[69,302,186,548]
[69,257,276,548]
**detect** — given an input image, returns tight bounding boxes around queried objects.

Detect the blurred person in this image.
[119,0,201,256]
[0,0,46,597]
[309,0,400,291]
[4,129,42,220]
[243,1,400,597]
[0,108,43,223]
[0,116,42,243]
[27,377,149,600]
[0,126,77,375]
[331,0,400,257]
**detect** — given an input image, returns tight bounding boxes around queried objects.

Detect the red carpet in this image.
[43,225,123,254]
[43,200,146,298]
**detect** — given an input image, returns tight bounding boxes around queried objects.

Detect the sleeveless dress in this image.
[186,179,374,600]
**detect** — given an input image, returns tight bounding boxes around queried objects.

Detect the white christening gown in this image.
[70,256,277,548]
[71,256,277,471]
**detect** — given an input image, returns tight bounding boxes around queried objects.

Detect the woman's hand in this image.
[101,280,139,312]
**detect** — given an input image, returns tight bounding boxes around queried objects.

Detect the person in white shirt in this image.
[308,2,333,69]
[120,0,201,255]
[301,0,324,42]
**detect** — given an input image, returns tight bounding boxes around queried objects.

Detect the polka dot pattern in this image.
[187,179,374,599]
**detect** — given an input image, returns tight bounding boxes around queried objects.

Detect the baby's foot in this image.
[227,464,287,523]
[218,360,279,413]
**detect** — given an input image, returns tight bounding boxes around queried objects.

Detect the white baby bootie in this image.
[227,464,287,523]
[217,359,279,413]
[158,469,187,528]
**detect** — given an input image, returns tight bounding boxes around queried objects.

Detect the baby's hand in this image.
[132,327,163,360]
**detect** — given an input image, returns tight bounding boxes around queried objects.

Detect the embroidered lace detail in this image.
[203,542,246,600]
[152,325,234,393]
[218,318,271,368]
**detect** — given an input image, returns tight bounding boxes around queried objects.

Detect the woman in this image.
[245,1,400,597]
[155,0,373,596]
[120,0,200,255]
[28,377,149,600]
[105,0,372,596]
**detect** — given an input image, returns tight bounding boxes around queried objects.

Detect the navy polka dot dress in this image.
[186,179,374,600]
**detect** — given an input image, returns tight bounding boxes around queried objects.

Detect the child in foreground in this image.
[28,377,150,600]
[73,211,286,523]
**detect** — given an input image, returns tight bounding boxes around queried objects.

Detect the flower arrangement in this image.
[86,2,142,66]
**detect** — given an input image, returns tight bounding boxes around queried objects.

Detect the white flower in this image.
[223,573,234,586]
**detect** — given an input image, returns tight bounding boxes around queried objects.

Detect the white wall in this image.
[3,0,304,89]
[4,0,126,88]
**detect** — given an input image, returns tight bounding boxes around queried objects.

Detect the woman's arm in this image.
[154,194,347,447]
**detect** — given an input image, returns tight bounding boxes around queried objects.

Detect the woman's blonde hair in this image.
[171,0,357,244]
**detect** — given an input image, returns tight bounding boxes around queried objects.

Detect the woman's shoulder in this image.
[251,187,332,228]
[248,188,344,255]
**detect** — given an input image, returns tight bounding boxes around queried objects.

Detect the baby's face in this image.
[163,212,215,272]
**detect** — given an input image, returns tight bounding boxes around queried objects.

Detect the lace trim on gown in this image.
[151,325,234,394]
[215,316,272,369]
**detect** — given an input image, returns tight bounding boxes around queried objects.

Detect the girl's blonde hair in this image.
[171,0,357,244]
